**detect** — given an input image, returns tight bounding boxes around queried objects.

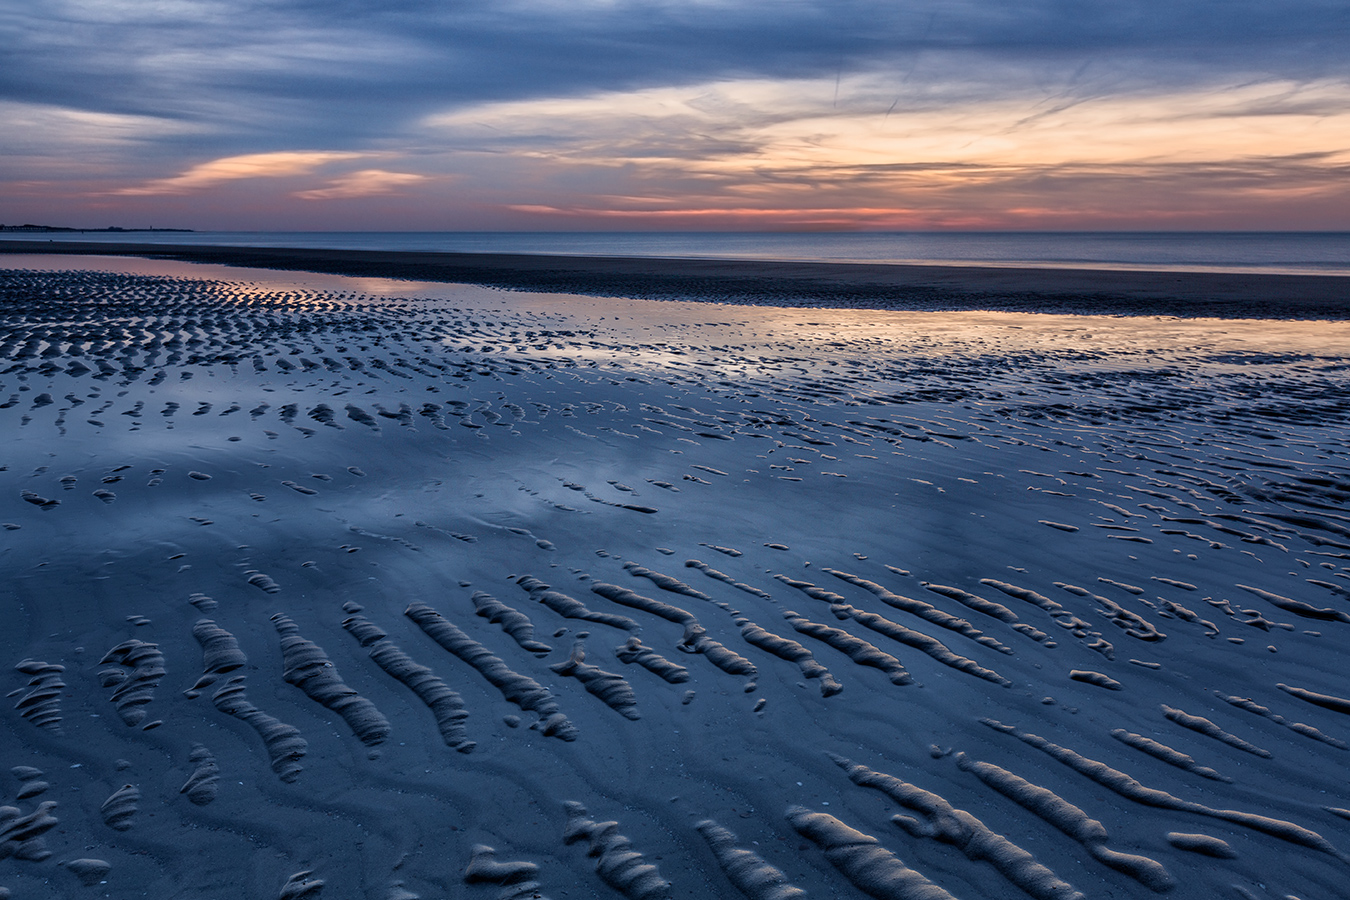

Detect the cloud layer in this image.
[3,1,1348,229]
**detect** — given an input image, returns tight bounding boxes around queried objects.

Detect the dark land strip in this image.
[3,239,1348,319]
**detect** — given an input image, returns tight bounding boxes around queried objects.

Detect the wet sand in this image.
[2,253,1350,900]
[3,239,1349,318]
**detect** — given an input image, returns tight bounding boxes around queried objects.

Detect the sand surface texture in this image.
[2,254,1349,899]
[3,240,1348,319]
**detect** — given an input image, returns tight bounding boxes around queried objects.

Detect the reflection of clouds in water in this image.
[343,277,445,297]
[9,253,1348,357]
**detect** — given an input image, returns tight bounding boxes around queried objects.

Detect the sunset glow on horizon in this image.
[4,2,1349,231]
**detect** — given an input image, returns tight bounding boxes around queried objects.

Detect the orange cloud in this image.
[292,169,428,200]
[116,151,364,195]
[430,75,1350,229]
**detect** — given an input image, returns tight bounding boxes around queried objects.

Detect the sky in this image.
[3,0,1350,231]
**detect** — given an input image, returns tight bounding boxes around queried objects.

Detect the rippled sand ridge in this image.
[2,256,1349,900]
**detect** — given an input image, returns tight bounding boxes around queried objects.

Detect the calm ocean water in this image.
[5,231,1349,277]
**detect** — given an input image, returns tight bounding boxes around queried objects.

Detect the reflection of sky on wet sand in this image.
[1,256,1343,522]
[7,253,1348,359]
[3,255,1350,900]
[0,254,452,299]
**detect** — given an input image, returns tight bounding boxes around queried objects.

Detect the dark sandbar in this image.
[3,239,1347,318]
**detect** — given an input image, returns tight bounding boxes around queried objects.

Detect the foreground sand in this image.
[2,254,1349,900]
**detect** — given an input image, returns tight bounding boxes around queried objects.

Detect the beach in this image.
[2,248,1349,900]
[4,239,1349,318]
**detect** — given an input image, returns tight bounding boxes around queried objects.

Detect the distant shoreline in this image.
[3,238,1348,319]
[0,226,194,234]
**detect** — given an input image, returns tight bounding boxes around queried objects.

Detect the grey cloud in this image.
[2,0,1348,159]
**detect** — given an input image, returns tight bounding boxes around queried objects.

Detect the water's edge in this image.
[2,241,1348,320]
[2,230,1348,277]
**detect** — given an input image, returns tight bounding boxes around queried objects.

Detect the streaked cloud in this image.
[426,76,1350,169]
[426,75,1350,228]
[115,151,364,195]
[3,1,1349,228]
[292,169,428,200]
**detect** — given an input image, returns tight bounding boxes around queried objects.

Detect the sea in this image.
[4,231,1349,277]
